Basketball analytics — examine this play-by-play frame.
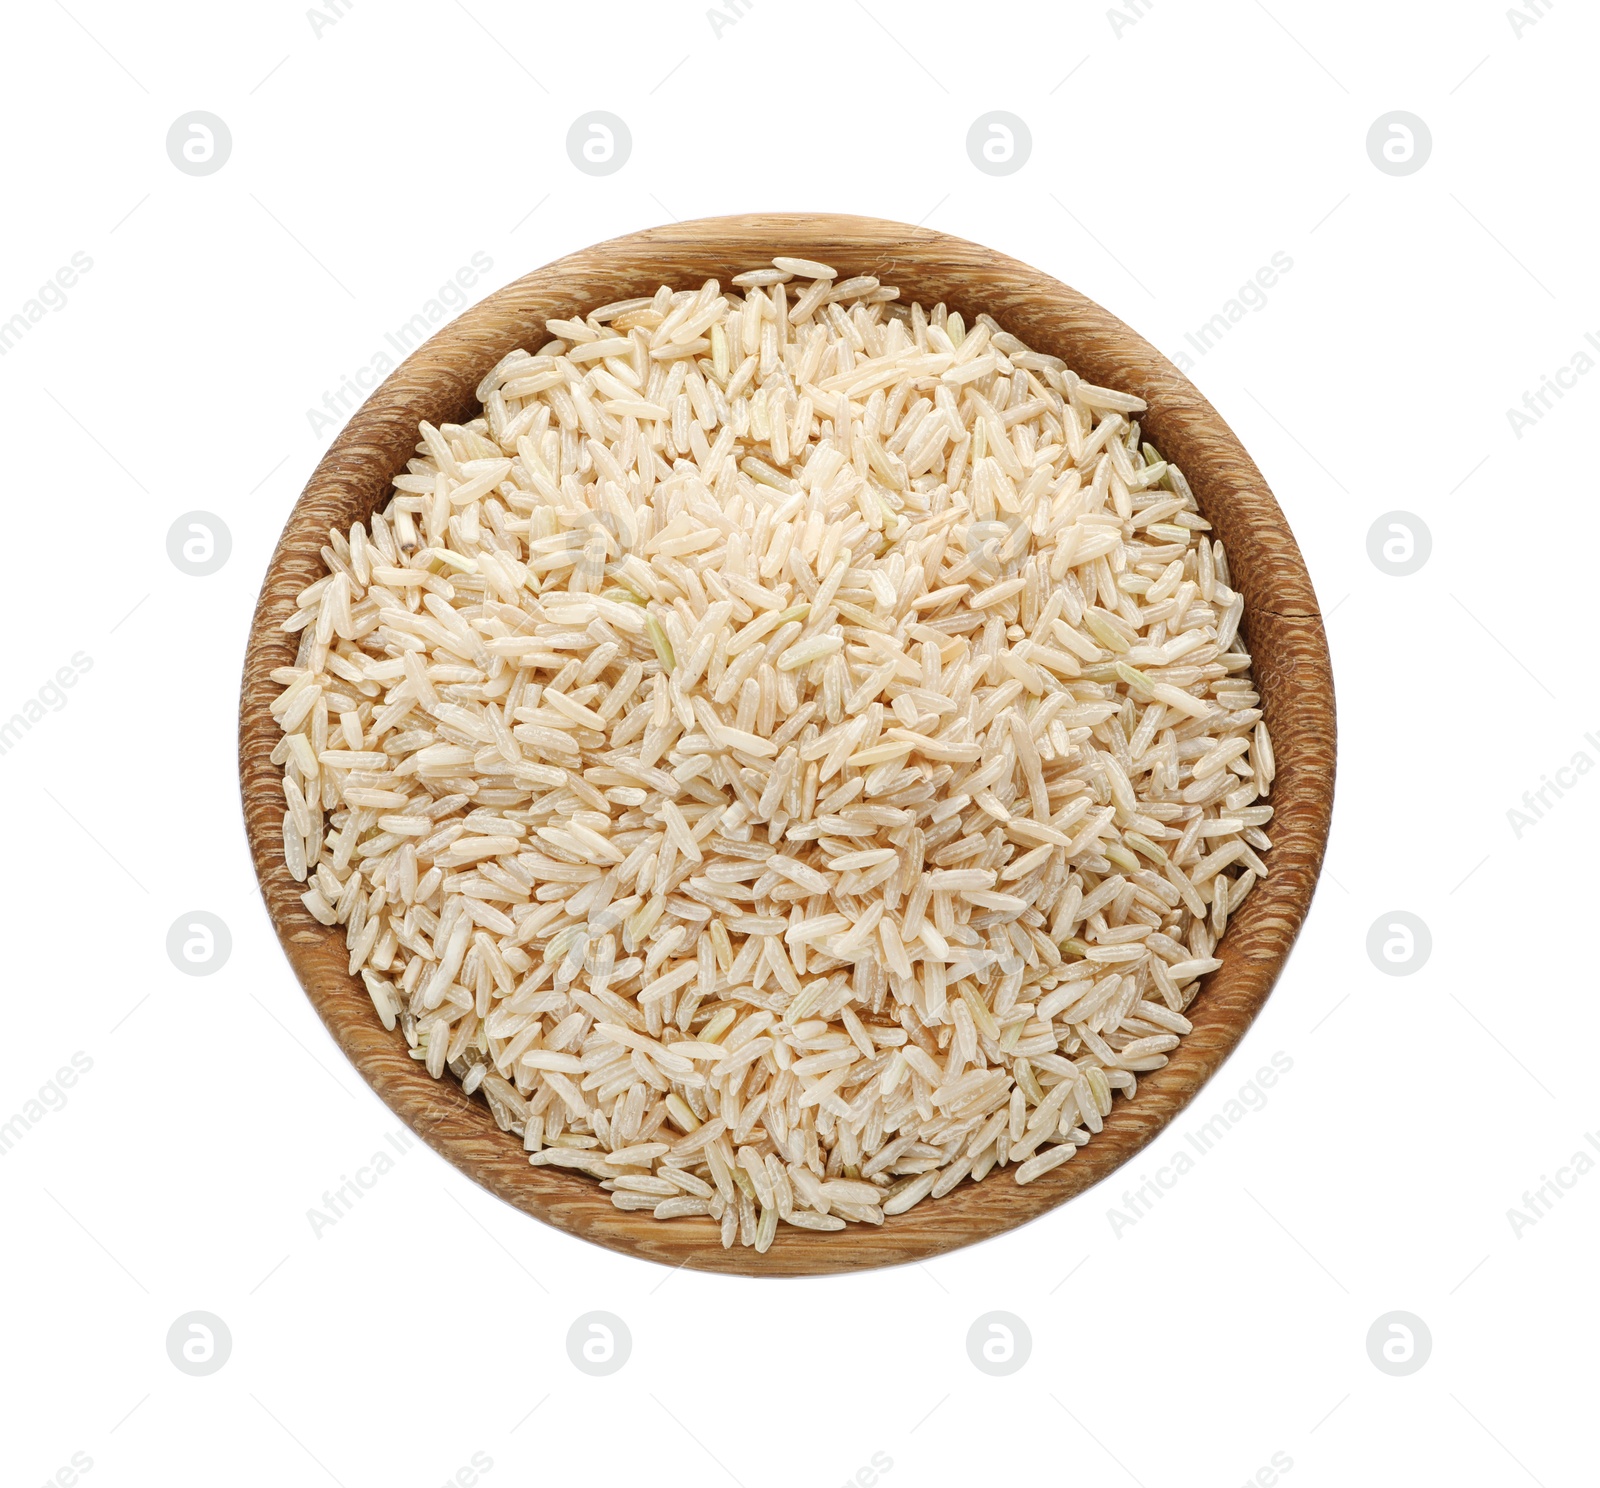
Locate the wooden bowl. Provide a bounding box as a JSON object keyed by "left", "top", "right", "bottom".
{"left": 239, "top": 213, "right": 1335, "bottom": 1277}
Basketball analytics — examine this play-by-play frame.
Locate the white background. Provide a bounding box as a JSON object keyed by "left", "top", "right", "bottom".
{"left": 2, "top": 2, "right": 1593, "bottom": 1484}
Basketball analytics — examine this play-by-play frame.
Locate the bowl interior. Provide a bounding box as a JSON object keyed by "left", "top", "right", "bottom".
{"left": 239, "top": 213, "right": 1334, "bottom": 1276}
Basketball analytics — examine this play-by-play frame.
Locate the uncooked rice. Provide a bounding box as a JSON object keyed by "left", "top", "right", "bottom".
{"left": 271, "top": 257, "right": 1275, "bottom": 1251}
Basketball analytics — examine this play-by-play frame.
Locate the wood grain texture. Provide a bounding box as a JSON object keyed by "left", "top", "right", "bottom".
{"left": 239, "top": 214, "right": 1336, "bottom": 1277}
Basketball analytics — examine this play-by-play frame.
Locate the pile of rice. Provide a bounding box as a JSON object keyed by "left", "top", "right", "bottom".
{"left": 270, "top": 255, "right": 1275, "bottom": 1251}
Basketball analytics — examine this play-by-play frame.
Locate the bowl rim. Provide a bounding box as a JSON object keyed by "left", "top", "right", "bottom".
{"left": 238, "top": 211, "right": 1336, "bottom": 1277}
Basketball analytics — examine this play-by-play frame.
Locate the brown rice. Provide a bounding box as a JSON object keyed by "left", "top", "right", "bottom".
{"left": 269, "top": 257, "right": 1275, "bottom": 1250}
